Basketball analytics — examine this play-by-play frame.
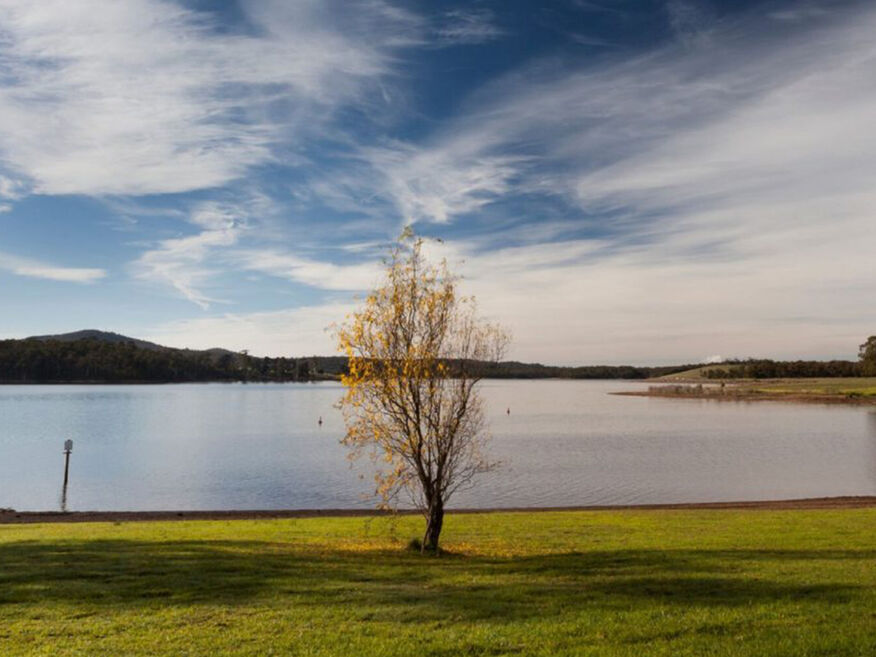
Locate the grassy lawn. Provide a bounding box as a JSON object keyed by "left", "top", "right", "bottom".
{"left": 646, "top": 376, "right": 876, "bottom": 401}
{"left": 2, "top": 509, "right": 875, "bottom": 656}
{"left": 655, "top": 369, "right": 876, "bottom": 397}
{"left": 657, "top": 364, "right": 745, "bottom": 380}
{"left": 753, "top": 378, "right": 876, "bottom": 397}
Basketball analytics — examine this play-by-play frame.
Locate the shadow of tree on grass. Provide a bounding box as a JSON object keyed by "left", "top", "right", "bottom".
{"left": 0, "top": 540, "right": 868, "bottom": 622}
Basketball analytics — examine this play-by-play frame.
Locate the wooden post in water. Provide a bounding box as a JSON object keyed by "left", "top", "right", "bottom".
{"left": 63, "top": 439, "right": 73, "bottom": 489}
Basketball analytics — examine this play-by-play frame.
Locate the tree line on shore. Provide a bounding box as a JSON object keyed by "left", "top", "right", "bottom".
{"left": 0, "top": 338, "right": 338, "bottom": 383}
{"left": 0, "top": 335, "right": 706, "bottom": 383}
{"left": 701, "top": 359, "right": 861, "bottom": 379}
{"left": 702, "top": 337, "right": 876, "bottom": 379}
{"left": 1, "top": 333, "right": 873, "bottom": 384}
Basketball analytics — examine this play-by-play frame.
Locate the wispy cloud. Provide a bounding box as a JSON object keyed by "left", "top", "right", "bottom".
{"left": 4, "top": 0, "right": 875, "bottom": 364}
{"left": 131, "top": 201, "right": 252, "bottom": 308}
{"left": 298, "top": 3, "right": 876, "bottom": 362}
{"left": 340, "top": 4, "right": 876, "bottom": 234}
{"left": 0, "top": 0, "right": 416, "bottom": 196}
{"left": 665, "top": 0, "right": 714, "bottom": 48}
{"left": 769, "top": 4, "right": 829, "bottom": 22}
{"left": 360, "top": 141, "right": 525, "bottom": 224}
{"left": 432, "top": 8, "right": 505, "bottom": 45}
{"left": 294, "top": 134, "right": 526, "bottom": 226}
{"left": 143, "top": 303, "right": 354, "bottom": 356}
{"left": 0, "top": 175, "right": 25, "bottom": 200}
{"left": 0, "top": 251, "right": 105, "bottom": 283}
{"left": 234, "top": 249, "right": 382, "bottom": 291}
{"left": 131, "top": 192, "right": 382, "bottom": 307}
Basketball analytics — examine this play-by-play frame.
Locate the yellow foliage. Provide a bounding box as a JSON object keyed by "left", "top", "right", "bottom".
{"left": 334, "top": 232, "right": 508, "bottom": 542}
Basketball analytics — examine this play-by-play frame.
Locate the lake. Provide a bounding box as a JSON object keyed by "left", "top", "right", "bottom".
{"left": 1, "top": 380, "right": 874, "bottom": 512}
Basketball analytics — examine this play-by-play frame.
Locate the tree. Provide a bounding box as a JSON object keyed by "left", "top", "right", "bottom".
{"left": 860, "top": 336, "right": 876, "bottom": 376}
{"left": 336, "top": 233, "right": 508, "bottom": 552}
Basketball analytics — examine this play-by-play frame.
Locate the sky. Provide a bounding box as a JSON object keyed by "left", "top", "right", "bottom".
{"left": 0, "top": 0, "right": 874, "bottom": 365}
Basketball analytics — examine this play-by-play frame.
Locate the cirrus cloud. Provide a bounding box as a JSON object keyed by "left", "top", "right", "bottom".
{"left": 0, "top": 0, "right": 417, "bottom": 196}
{"left": 0, "top": 251, "right": 106, "bottom": 283}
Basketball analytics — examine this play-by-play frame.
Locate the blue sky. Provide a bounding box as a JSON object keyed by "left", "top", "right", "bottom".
{"left": 1, "top": 0, "right": 874, "bottom": 364}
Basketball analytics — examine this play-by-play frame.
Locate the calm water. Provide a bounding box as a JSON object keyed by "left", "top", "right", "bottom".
{"left": 1, "top": 380, "right": 874, "bottom": 511}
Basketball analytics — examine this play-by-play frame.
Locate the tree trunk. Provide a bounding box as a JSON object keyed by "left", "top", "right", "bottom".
{"left": 422, "top": 498, "right": 444, "bottom": 553}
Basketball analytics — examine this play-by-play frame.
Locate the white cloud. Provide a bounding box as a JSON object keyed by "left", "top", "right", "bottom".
{"left": 432, "top": 9, "right": 505, "bottom": 45}
{"left": 131, "top": 194, "right": 382, "bottom": 307}
{"left": 0, "top": 175, "right": 25, "bottom": 200}
{"left": 143, "top": 302, "right": 352, "bottom": 356}
{"left": 361, "top": 141, "right": 524, "bottom": 224}
{"left": 6, "top": 0, "right": 875, "bottom": 365}
{"left": 134, "top": 204, "right": 875, "bottom": 364}
{"left": 769, "top": 4, "right": 829, "bottom": 22}
{"left": 131, "top": 201, "right": 250, "bottom": 308}
{"left": 348, "top": 4, "right": 876, "bottom": 230}
{"left": 313, "top": 4, "right": 876, "bottom": 363}
{"left": 234, "top": 249, "right": 382, "bottom": 291}
{"left": 418, "top": 225, "right": 875, "bottom": 364}
{"left": 0, "top": 0, "right": 415, "bottom": 196}
{"left": 0, "top": 251, "right": 105, "bottom": 283}
{"left": 309, "top": 137, "right": 526, "bottom": 226}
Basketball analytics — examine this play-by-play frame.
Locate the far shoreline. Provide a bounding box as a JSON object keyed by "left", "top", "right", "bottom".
{"left": 614, "top": 390, "right": 876, "bottom": 405}
{"left": 3, "top": 496, "right": 874, "bottom": 524}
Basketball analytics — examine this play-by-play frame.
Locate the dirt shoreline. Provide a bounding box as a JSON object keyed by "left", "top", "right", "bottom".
{"left": 2, "top": 496, "right": 874, "bottom": 524}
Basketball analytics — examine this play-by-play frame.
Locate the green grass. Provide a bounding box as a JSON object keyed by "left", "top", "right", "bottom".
{"left": 650, "top": 375, "right": 876, "bottom": 399}
{"left": 753, "top": 378, "right": 876, "bottom": 397}
{"left": 656, "top": 365, "right": 745, "bottom": 380}
{"left": 2, "top": 510, "right": 875, "bottom": 656}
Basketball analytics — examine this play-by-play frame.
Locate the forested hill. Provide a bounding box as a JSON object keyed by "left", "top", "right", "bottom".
{"left": 0, "top": 332, "right": 339, "bottom": 383}
{"left": 27, "top": 330, "right": 165, "bottom": 351}
{"left": 0, "top": 330, "right": 702, "bottom": 383}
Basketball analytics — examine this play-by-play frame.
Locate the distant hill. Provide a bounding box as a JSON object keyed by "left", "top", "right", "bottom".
{"left": 2, "top": 332, "right": 331, "bottom": 384}
{"left": 28, "top": 330, "right": 166, "bottom": 352}
{"left": 28, "top": 329, "right": 238, "bottom": 358}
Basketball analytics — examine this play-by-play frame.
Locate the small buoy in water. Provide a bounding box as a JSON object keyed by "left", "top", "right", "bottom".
{"left": 318, "top": 416, "right": 323, "bottom": 426}
{"left": 506, "top": 407, "right": 510, "bottom": 415}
